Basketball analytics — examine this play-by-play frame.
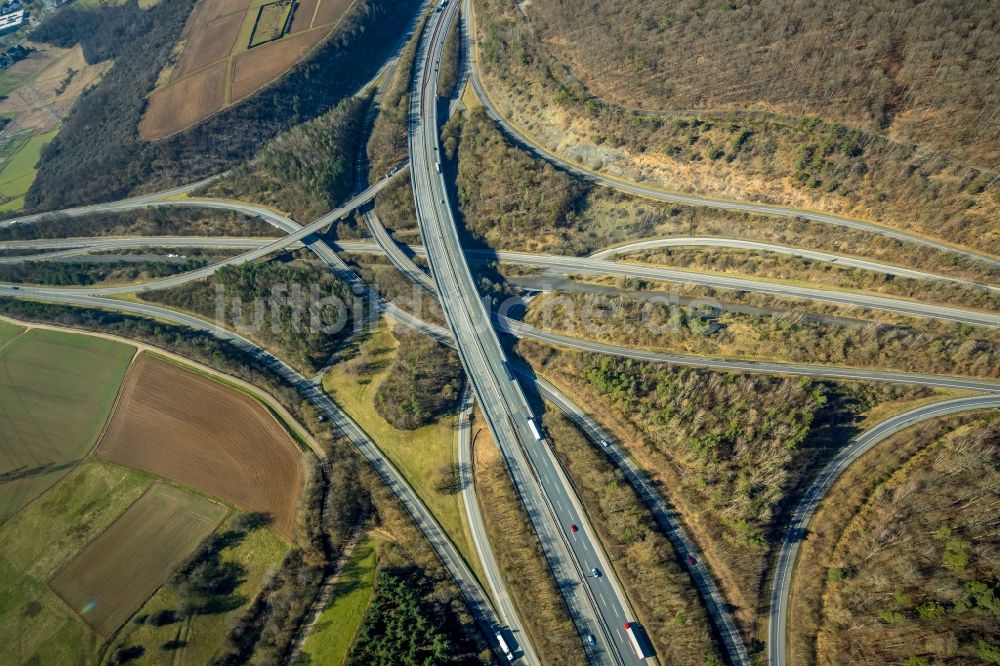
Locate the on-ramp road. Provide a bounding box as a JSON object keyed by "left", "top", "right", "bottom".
{"left": 767, "top": 394, "right": 1000, "bottom": 666}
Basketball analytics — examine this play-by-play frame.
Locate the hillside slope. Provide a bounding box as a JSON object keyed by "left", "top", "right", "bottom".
{"left": 526, "top": 0, "right": 1000, "bottom": 170}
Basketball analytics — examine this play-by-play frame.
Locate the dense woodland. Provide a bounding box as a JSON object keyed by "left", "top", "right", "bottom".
{"left": 0, "top": 258, "right": 207, "bottom": 286}
{"left": 525, "top": 0, "right": 1000, "bottom": 170}
{"left": 143, "top": 256, "right": 357, "bottom": 372}
{"left": 520, "top": 342, "right": 930, "bottom": 636}
{"left": 346, "top": 570, "right": 457, "bottom": 665}
{"left": 447, "top": 108, "right": 587, "bottom": 252}
{"left": 372, "top": 327, "right": 462, "bottom": 430}
{"left": 819, "top": 417, "right": 1000, "bottom": 665}
{"left": 202, "top": 97, "right": 370, "bottom": 222}
{"left": 0, "top": 209, "right": 274, "bottom": 241}
{"left": 23, "top": 0, "right": 421, "bottom": 211}
{"left": 365, "top": 12, "right": 429, "bottom": 178}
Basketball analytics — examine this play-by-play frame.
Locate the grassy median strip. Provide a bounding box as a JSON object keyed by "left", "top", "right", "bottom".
{"left": 321, "top": 320, "right": 484, "bottom": 585}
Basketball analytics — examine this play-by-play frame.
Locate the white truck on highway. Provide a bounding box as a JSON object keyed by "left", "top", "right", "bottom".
{"left": 624, "top": 622, "right": 652, "bottom": 660}
{"left": 495, "top": 631, "right": 514, "bottom": 661}
{"left": 526, "top": 416, "right": 542, "bottom": 442}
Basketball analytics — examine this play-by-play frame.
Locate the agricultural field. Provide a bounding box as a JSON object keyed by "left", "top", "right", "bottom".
{"left": 97, "top": 353, "right": 305, "bottom": 539}
{"left": 49, "top": 482, "right": 227, "bottom": 637}
{"left": 0, "top": 317, "right": 24, "bottom": 347}
{"left": 0, "top": 322, "right": 302, "bottom": 663}
{"left": 0, "top": 460, "right": 155, "bottom": 664}
{"left": 105, "top": 516, "right": 288, "bottom": 664}
{"left": 0, "top": 457, "right": 289, "bottom": 665}
{"left": 140, "top": 0, "right": 357, "bottom": 139}
{"left": 0, "top": 129, "right": 58, "bottom": 212}
{"left": 298, "top": 537, "right": 379, "bottom": 664}
{"left": 0, "top": 326, "right": 135, "bottom": 520}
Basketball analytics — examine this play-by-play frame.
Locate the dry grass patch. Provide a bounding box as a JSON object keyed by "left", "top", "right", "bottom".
{"left": 248, "top": 1, "right": 294, "bottom": 48}
{"left": 97, "top": 353, "right": 304, "bottom": 539}
{"left": 321, "top": 320, "right": 483, "bottom": 583}
{"left": 49, "top": 482, "right": 226, "bottom": 637}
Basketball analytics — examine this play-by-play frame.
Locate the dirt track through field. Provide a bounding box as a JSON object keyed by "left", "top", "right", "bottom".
{"left": 97, "top": 353, "right": 304, "bottom": 539}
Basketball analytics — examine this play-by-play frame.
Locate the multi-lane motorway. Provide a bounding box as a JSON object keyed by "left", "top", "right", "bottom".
{"left": 1, "top": 2, "right": 998, "bottom": 663}
{"left": 409, "top": 1, "right": 645, "bottom": 663}
{"left": 5, "top": 233, "right": 998, "bottom": 330}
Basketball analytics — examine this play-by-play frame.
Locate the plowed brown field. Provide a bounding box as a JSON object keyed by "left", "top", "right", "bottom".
{"left": 140, "top": 59, "right": 228, "bottom": 140}
{"left": 174, "top": 11, "right": 245, "bottom": 78}
{"left": 97, "top": 354, "right": 304, "bottom": 539}
{"left": 188, "top": 0, "right": 252, "bottom": 27}
{"left": 138, "top": 0, "right": 353, "bottom": 139}
{"left": 231, "top": 27, "right": 327, "bottom": 100}
{"left": 290, "top": 0, "right": 320, "bottom": 32}
{"left": 49, "top": 483, "right": 225, "bottom": 637}
{"left": 313, "top": 0, "right": 353, "bottom": 27}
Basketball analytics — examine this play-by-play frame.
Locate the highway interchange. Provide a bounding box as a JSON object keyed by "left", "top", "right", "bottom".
{"left": 1, "top": 0, "right": 998, "bottom": 664}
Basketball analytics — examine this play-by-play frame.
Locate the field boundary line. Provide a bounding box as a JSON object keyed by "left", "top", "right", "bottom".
{"left": 90, "top": 345, "right": 142, "bottom": 459}
{"left": 0, "top": 314, "right": 323, "bottom": 458}
{"left": 44, "top": 481, "right": 157, "bottom": 616}
{"left": 0, "top": 324, "right": 29, "bottom": 354}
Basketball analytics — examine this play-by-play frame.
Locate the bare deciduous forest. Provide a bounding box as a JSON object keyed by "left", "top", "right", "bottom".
{"left": 518, "top": 342, "right": 930, "bottom": 636}
{"left": 819, "top": 416, "right": 1000, "bottom": 665}
{"left": 472, "top": 0, "right": 1000, "bottom": 254}
{"left": 526, "top": 0, "right": 1000, "bottom": 170}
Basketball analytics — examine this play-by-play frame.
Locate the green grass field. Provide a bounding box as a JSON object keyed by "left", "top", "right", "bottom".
{"left": 50, "top": 483, "right": 227, "bottom": 637}
{"left": 106, "top": 518, "right": 288, "bottom": 665}
{"left": 0, "top": 327, "right": 135, "bottom": 519}
{"left": 0, "top": 318, "right": 25, "bottom": 349}
{"left": 0, "top": 129, "right": 59, "bottom": 212}
{"left": 0, "top": 460, "right": 152, "bottom": 664}
{"left": 298, "top": 537, "right": 379, "bottom": 665}
{"left": 322, "top": 321, "right": 484, "bottom": 584}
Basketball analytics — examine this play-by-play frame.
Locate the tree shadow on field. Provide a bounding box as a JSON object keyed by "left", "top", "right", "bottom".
{"left": 170, "top": 512, "right": 275, "bottom": 617}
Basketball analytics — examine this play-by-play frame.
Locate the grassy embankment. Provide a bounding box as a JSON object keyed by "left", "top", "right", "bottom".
{"left": 299, "top": 537, "right": 380, "bottom": 664}
{"left": 321, "top": 319, "right": 484, "bottom": 584}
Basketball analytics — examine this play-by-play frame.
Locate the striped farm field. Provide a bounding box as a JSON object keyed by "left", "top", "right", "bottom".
{"left": 97, "top": 353, "right": 305, "bottom": 539}
{"left": 141, "top": 0, "right": 356, "bottom": 139}
{"left": 49, "top": 482, "right": 226, "bottom": 637}
{"left": 0, "top": 328, "right": 134, "bottom": 520}
{"left": 138, "top": 59, "right": 229, "bottom": 140}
